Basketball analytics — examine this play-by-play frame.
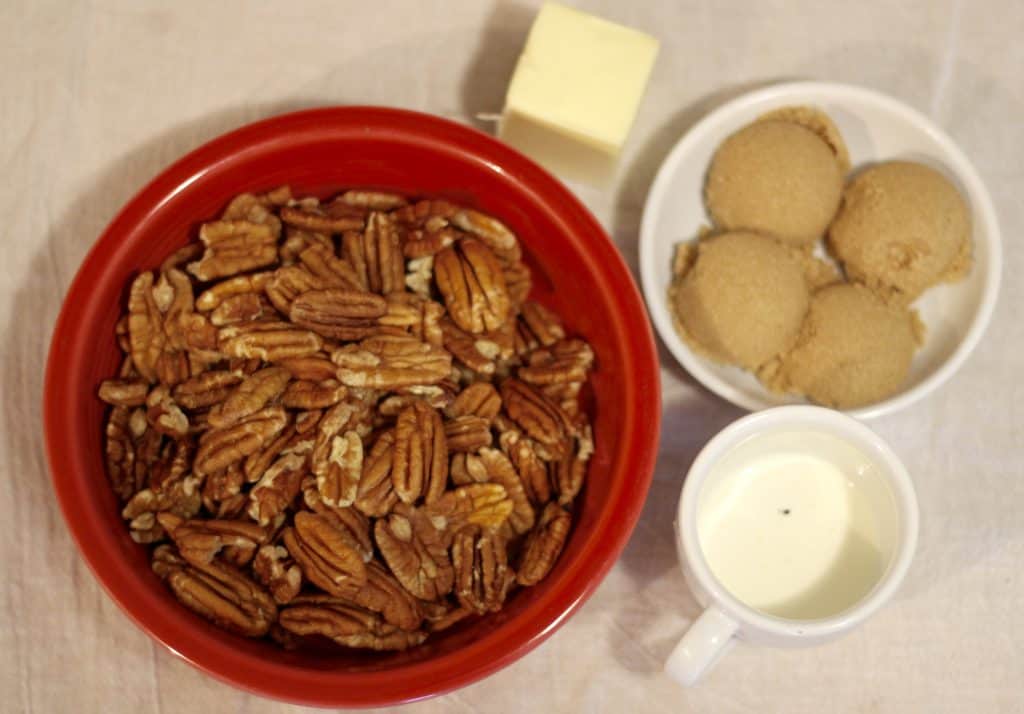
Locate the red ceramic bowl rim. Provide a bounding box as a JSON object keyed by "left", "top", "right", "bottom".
{"left": 43, "top": 106, "right": 660, "bottom": 707}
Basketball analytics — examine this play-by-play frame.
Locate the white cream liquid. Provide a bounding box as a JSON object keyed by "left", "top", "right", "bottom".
{"left": 698, "top": 439, "right": 890, "bottom": 620}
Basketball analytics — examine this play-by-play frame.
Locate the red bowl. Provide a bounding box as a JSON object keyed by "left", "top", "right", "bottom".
{"left": 43, "top": 107, "right": 660, "bottom": 707}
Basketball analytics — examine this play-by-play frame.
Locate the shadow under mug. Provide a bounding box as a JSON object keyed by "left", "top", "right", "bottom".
{"left": 665, "top": 406, "right": 918, "bottom": 686}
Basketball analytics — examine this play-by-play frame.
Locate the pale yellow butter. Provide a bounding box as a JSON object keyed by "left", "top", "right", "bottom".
{"left": 499, "top": 2, "right": 659, "bottom": 184}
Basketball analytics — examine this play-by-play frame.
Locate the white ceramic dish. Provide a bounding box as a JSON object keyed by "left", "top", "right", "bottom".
{"left": 639, "top": 81, "right": 1002, "bottom": 419}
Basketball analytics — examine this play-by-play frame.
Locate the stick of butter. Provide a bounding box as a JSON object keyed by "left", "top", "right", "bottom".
{"left": 499, "top": 2, "right": 659, "bottom": 185}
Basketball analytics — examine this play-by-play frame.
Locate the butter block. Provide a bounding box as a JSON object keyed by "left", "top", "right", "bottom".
{"left": 499, "top": 2, "right": 659, "bottom": 184}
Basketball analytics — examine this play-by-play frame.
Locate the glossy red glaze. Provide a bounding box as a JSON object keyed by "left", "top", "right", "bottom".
{"left": 43, "top": 107, "right": 660, "bottom": 707}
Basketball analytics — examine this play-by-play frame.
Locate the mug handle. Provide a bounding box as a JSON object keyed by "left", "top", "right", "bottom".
{"left": 664, "top": 605, "right": 739, "bottom": 686}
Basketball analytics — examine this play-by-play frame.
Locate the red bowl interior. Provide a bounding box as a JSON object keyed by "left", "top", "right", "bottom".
{"left": 43, "top": 107, "right": 660, "bottom": 707}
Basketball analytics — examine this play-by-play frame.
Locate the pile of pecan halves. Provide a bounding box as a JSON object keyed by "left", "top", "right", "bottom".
{"left": 98, "top": 186, "right": 595, "bottom": 651}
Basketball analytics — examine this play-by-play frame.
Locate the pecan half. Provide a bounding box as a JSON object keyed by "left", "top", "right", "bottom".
{"left": 264, "top": 264, "right": 331, "bottom": 314}
{"left": 158, "top": 513, "right": 267, "bottom": 567}
{"left": 166, "top": 558, "right": 277, "bottom": 637}
{"left": 444, "top": 416, "right": 492, "bottom": 453}
{"left": 475, "top": 448, "right": 534, "bottom": 535}
{"left": 452, "top": 526, "right": 513, "bottom": 614}
{"left": 131, "top": 425, "right": 163, "bottom": 499}
{"left": 347, "top": 560, "right": 423, "bottom": 630}
{"left": 172, "top": 370, "right": 244, "bottom": 409}
{"left": 98, "top": 379, "right": 148, "bottom": 407}
{"left": 145, "top": 385, "right": 189, "bottom": 438}
{"left": 154, "top": 348, "right": 190, "bottom": 388}
{"left": 500, "top": 378, "right": 573, "bottom": 458}
{"left": 279, "top": 598, "right": 425, "bottom": 651}
{"left": 392, "top": 401, "right": 448, "bottom": 505}
{"left": 449, "top": 452, "right": 487, "bottom": 486}
{"left": 115, "top": 315, "right": 132, "bottom": 353}
{"left": 201, "top": 463, "right": 246, "bottom": 510}
{"left": 314, "top": 400, "right": 375, "bottom": 450}
{"left": 280, "top": 378, "right": 346, "bottom": 409}
{"left": 147, "top": 438, "right": 193, "bottom": 492}
{"left": 500, "top": 430, "right": 552, "bottom": 507}
{"left": 434, "top": 239, "right": 511, "bottom": 334}
{"left": 187, "top": 220, "right": 279, "bottom": 281}
{"left": 332, "top": 335, "right": 452, "bottom": 389}
{"left": 128, "top": 272, "right": 165, "bottom": 382}
{"left": 402, "top": 226, "right": 460, "bottom": 259}
{"left": 553, "top": 424, "right": 593, "bottom": 506}
{"left": 194, "top": 406, "right": 289, "bottom": 476}
{"left": 342, "top": 211, "right": 404, "bottom": 294}
{"left": 153, "top": 269, "right": 195, "bottom": 346}
{"left": 195, "top": 272, "right": 273, "bottom": 312}
{"left": 290, "top": 288, "right": 388, "bottom": 340}
{"left": 105, "top": 406, "right": 140, "bottom": 502}
{"left": 405, "top": 255, "right": 434, "bottom": 298}
{"left": 374, "top": 504, "right": 453, "bottom": 601}
{"left": 207, "top": 366, "right": 291, "bottom": 429}
{"left": 247, "top": 451, "right": 306, "bottom": 526}
{"left": 517, "top": 300, "right": 566, "bottom": 353}
{"left": 378, "top": 293, "right": 444, "bottom": 347}
{"left": 121, "top": 475, "right": 202, "bottom": 543}
{"left": 355, "top": 430, "right": 399, "bottom": 517}
{"left": 440, "top": 317, "right": 496, "bottom": 375}
{"left": 423, "top": 483, "right": 513, "bottom": 534}
{"left": 516, "top": 502, "right": 571, "bottom": 586}
{"left": 279, "top": 355, "right": 338, "bottom": 382}
{"left": 542, "top": 380, "right": 584, "bottom": 418}
{"left": 377, "top": 382, "right": 456, "bottom": 416}
{"left": 151, "top": 543, "right": 188, "bottom": 579}
{"left": 218, "top": 321, "right": 323, "bottom": 363}
{"left": 302, "top": 488, "right": 375, "bottom": 564}
{"left": 210, "top": 293, "right": 269, "bottom": 326}
{"left": 297, "top": 243, "right": 362, "bottom": 291}
{"left": 311, "top": 429, "right": 362, "bottom": 509}
{"left": 394, "top": 199, "right": 458, "bottom": 227}
{"left": 281, "top": 202, "right": 365, "bottom": 234}
{"left": 519, "top": 339, "right": 595, "bottom": 385}
{"left": 214, "top": 493, "right": 249, "bottom": 519}
{"left": 424, "top": 605, "right": 474, "bottom": 633}
{"left": 279, "top": 228, "right": 332, "bottom": 265}
{"left": 503, "top": 261, "right": 532, "bottom": 307}
{"left": 222, "top": 188, "right": 290, "bottom": 223}
{"left": 179, "top": 313, "right": 223, "bottom": 367}
{"left": 295, "top": 409, "right": 323, "bottom": 434}
{"left": 449, "top": 208, "right": 521, "bottom": 263}
{"left": 338, "top": 189, "right": 407, "bottom": 211}
{"left": 242, "top": 424, "right": 295, "bottom": 483}
{"left": 253, "top": 544, "right": 303, "bottom": 605}
{"left": 160, "top": 244, "right": 205, "bottom": 274}
{"left": 284, "top": 511, "right": 368, "bottom": 595}
{"left": 446, "top": 382, "right": 502, "bottom": 421}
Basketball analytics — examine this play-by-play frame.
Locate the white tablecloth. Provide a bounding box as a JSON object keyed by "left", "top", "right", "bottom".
{"left": 2, "top": 1, "right": 1021, "bottom": 711}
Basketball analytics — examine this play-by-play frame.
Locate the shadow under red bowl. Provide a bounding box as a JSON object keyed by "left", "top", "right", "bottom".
{"left": 43, "top": 107, "right": 660, "bottom": 707}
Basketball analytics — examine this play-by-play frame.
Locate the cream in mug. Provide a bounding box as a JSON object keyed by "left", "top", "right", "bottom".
{"left": 696, "top": 430, "right": 896, "bottom": 620}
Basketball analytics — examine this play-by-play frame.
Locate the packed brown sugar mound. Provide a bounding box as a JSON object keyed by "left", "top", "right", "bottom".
{"left": 669, "top": 231, "right": 812, "bottom": 371}
{"left": 829, "top": 161, "right": 972, "bottom": 303}
{"left": 705, "top": 117, "right": 844, "bottom": 248}
{"left": 763, "top": 283, "right": 924, "bottom": 409}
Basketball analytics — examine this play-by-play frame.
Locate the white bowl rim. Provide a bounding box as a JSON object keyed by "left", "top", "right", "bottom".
{"left": 639, "top": 80, "right": 1003, "bottom": 420}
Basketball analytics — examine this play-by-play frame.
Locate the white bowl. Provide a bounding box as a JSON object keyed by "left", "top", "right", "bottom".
{"left": 639, "top": 81, "right": 1002, "bottom": 419}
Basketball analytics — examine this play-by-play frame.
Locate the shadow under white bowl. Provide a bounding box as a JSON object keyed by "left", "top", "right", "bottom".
{"left": 639, "top": 81, "right": 1002, "bottom": 420}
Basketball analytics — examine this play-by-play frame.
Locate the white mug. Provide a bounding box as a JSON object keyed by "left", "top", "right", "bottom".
{"left": 665, "top": 406, "right": 918, "bottom": 686}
